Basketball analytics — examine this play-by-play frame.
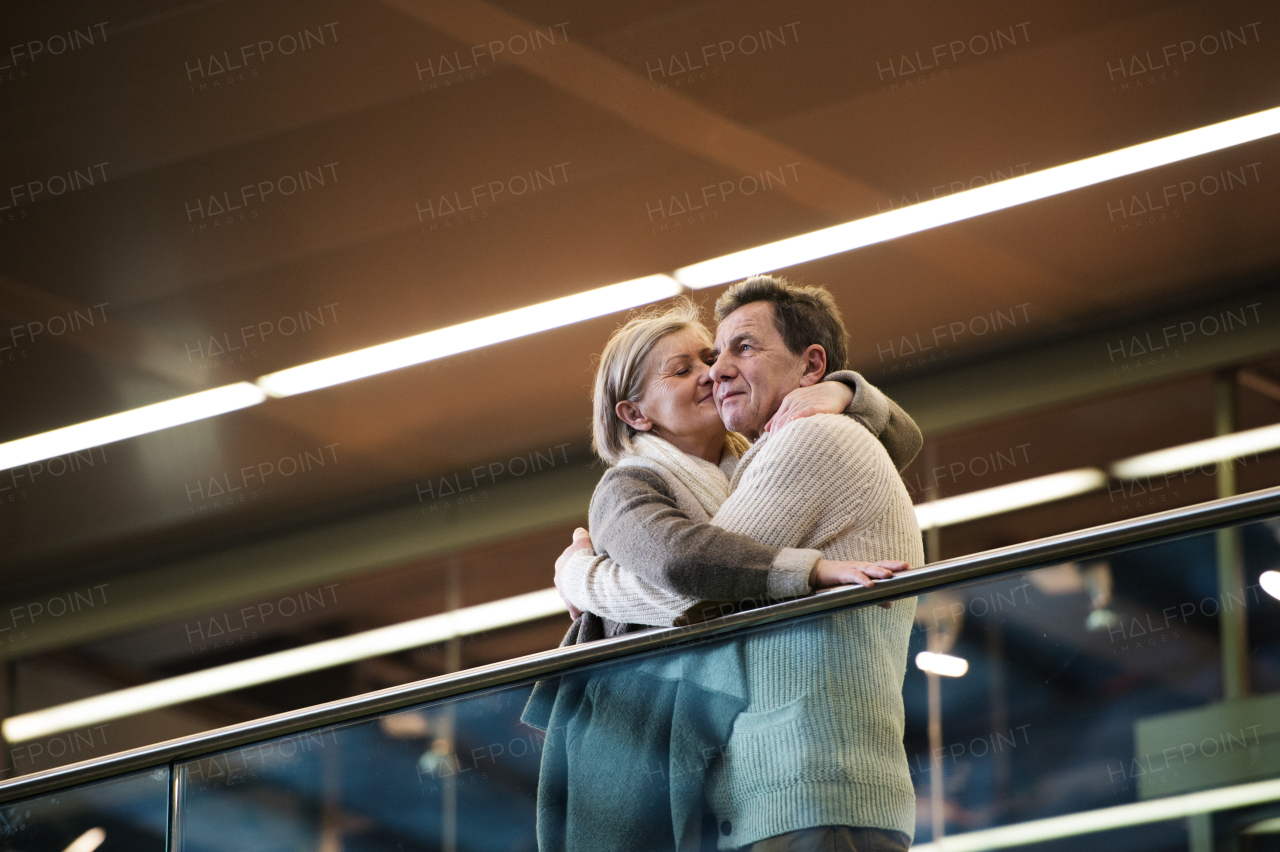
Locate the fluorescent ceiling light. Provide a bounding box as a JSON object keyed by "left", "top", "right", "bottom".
{"left": 256, "top": 275, "right": 684, "bottom": 397}
{"left": 2, "top": 588, "right": 567, "bottom": 742}
{"left": 0, "top": 277, "right": 679, "bottom": 470}
{"left": 910, "top": 776, "right": 1280, "bottom": 852}
{"left": 0, "top": 383, "right": 266, "bottom": 474}
{"left": 674, "top": 105, "right": 1280, "bottom": 288}
{"left": 63, "top": 829, "right": 106, "bottom": 852}
{"left": 916, "top": 651, "right": 968, "bottom": 677}
{"left": 1111, "top": 422, "right": 1280, "bottom": 479}
{"left": 914, "top": 468, "right": 1107, "bottom": 530}
{"left": 1244, "top": 816, "right": 1280, "bottom": 834}
{"left": 1261, "top": 570, "right": 1280, "bottom": 601}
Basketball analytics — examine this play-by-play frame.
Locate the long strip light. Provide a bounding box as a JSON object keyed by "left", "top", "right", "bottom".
{"left": 2, "top": 588, "right": 567, "bottom": 742}
{"left": 910, "top": 776, "right": 1280, "bottom": 852}
{"left": 914, "top": 468, "right": 1108, "bottom": 530}
{"left": 256, "top": 275, "right": 683, "bottom": 397}
{"left": 674, "top": 105, "right": 1280, "bottom": 288}
{"left": 0, "top": 277, "right": 681, "bottom": 471}
{"left": 0, "top": 383, "right": 266, "bottom": 473}
{"left": 1111, "top": 421, "right": 1280, "bottom": 479}
{"left": 1245, "top": 816, "right": 1280, "bottom": 834}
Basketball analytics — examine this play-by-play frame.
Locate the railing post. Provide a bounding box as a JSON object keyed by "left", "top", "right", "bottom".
{"left": 1187, "top": 812, "right": 1213, "bottom": 852}
{"left": 1214, "top": 371, "right": 1250, "bottom": 700}
{"left": 926, "top": 650, "right": 945, "bottom": 844}
{"left": 442, "top": 555, "right": 462, "bottom": 852}
{"left": 0, "top": 661, "right": 11, "bottom": 781}
{"left": 922, "top": 440, "right": 946, "bottom": 844}
{"left": 987, "top": 623, "right": 1010, "bottom": 810}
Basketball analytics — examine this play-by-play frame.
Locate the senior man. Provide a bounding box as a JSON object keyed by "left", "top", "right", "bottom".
{"left": 561, "top": 275, "right": 922, "bottom": 852}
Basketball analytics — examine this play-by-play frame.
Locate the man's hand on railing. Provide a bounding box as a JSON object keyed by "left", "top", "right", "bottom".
{"left": 810, "top": 559, "right": 911, "bottom": 608}
{"left": 554, "top": 527, "right": 593, "bottom": 620}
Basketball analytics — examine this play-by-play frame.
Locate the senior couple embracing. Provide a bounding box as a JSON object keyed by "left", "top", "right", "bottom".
{"left": 524, "top": 276, "right": 924, "bottom": 852}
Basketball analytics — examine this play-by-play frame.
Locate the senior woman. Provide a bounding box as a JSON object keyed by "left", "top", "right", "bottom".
{"left": 524, "top": 300, "right": 920, "bottom": 852}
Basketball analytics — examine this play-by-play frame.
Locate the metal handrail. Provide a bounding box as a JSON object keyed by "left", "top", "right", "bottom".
{"left": 3, "top": 485, "right": 1278, "bottom": 802}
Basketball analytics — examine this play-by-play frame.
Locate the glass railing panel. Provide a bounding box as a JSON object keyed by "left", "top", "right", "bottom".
{"left": 901, "top": 515, "right": 1280, "bottom": 849}
{"left": 166, "top": 514, "right": 1280, "bottom": 852}
{"left": 174, "top": 692, "right": 545, "bottom": 851}
{"left": 0, "top": 768, "right": 169, "bottom": 852}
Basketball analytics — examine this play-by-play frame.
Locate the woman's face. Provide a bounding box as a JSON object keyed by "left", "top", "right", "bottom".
{"left": 632, "top": 327, "right": 726, "bottom": 447}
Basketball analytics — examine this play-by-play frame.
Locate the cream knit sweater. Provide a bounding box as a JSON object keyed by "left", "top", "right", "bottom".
{"left": 705, "top": 414, "right": 921, "bottom": 846}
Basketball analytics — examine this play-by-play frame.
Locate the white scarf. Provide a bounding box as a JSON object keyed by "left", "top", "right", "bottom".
{"left": 627, "top": 433, "right": 734, "bottom": 517}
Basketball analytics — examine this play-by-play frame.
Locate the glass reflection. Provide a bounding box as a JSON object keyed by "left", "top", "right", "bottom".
{"left": 0, "top": 769, "right": 168, "bottom": 852}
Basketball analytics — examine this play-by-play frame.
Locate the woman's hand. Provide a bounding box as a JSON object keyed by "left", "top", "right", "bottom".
{"left": 810, "top": 559, "right": 910, "bottom": 608}
{"left": 554, "top": 527, "right": 594, "bottom": 619}
{"left": 765, "top": 381, "right": 855, "bottom": 433}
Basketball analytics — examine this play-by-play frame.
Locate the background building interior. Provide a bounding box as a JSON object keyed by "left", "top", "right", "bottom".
{"left": 1, "top": 0, "right": 1279, "bottom": 850}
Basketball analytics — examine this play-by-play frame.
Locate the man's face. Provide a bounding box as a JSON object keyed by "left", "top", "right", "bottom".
{"left": 710, "top": 301, "right": 810, "bottom": 441}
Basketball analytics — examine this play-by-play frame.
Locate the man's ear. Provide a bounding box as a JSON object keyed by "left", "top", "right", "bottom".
{"left": 797, "top": 344, "right": 828, "bottom": 387}
{"left": 615, "top": 399, "right": 652, "bottom": 432}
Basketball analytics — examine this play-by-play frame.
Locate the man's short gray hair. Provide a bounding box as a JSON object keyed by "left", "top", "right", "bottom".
{"left": 714, "top": 275, "right": 849, "bottom": 372}
{"left": 592, "top": 298, "right": 710, "bottom": 465}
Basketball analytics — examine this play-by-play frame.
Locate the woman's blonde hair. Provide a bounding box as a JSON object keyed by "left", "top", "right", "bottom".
{"left": 591, "top": 298, "right": 711, "bottom": 465}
